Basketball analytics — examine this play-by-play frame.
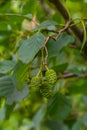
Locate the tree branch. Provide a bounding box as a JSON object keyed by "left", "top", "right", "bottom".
{"left": 58, "top": 72, "right": 87, "bottom": 79}
{"left": 50, "top": 0, "right": 70, "bottom": 22}
{"left": 49, "top": 0, "right": 83, "bottom": 41}
{"left": 58, "top": 72, "right": 77, "bottom": 79}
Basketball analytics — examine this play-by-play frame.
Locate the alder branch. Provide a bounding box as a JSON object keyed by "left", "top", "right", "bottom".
{"left": 43, "top": 21, "right": 71, "bottom": 41}
{"left": 58, "top": 73, "right": 77, "bottom": 79}
{"left": 49, "top": 0, "right": 70, "bottom": 22}
{"left": 58, "top": 72, "right": 87, "bottom": 79}
{"left": 55, "top": 20, "right": 70, "bottom": 40}
{"left": 49, "top": 0, "right": 83, "bottom": 42}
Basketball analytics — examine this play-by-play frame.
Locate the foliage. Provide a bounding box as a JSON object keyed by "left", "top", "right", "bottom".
{"left": 0, "top": 0, "right": 87, "bottom": 130}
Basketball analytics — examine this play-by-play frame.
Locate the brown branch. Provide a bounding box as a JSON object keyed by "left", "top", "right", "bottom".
{"left": 49, "top": 0, "right": 70, "bottom": 22}
{"left": 44, "top": 36, "right": 49, "bottom": 62}
{"left": 55, "top": 20, "right": 70, "bottom": 40}
{"left": 58, "top": 73, "right": 77, "bottom": 79}
{"left": 43, "top": 21, "right": 71, "bottom": 40}
{"left": 58, "top": 72, "right": 87, "bottom": 79}
{"left": 49, "top": 0, "right": 83, "bottom": 42}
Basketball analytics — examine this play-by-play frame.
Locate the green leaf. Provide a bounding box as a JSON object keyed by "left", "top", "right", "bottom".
{"left": 52, "top": 63, "right": 68, "bottom": 73}
{"left": 0, "top": 13, "right": 32, "bottom": 20}
{"left": 0, "top": 13, "right": 32, "bottom": 30}
{"left": 80, "top": 113, "right": 87, "bottom": 127}
{"left": 67, "top": 64, "right": 87, "bottom": 75}
{"left": 5, "top": 103, "right": 15, "bottom": 119}
{"left": 44, "top": 120, "right": 69, "bottom": 130}
{"left": 0, "top": 107, "right": 5, "bottom": 121}
{"left": 33, "top": 106, "right": 46, "bottom": 128}
{"left": 0, "top": 76, "right": 15, "bottom": 97}
{"left": 18, "top": 32, "right": 45, "bottom": 63}
{"left": 47, "top": 92, "right": 71, "bottom": 120}
{"left": 6, "top": 83, "right": 29, "bottom": 105}
{"left": 32, "top": 20, "right": 58, "bottom": 31}
{"left": 72, "top": 113, "right": 87, "bottom": 130}
{"left": 0, "top": 60, "right": 16, "bottom": 74}
{"left": 12, "top": 61, "right": 29, "bottom": 90}
{"left": 0, "top": 1, "right": 11, "bottom": 13}
{"left": 22, "top": 0, "right": 37, "bottom": 15}
{"left": 0, "top": 22, "right": 9, "bottom": 31}
{"left": 80, "top": 20, "right": 86, "bottom": 51}
{"left": 67, "top": 79, "right": 87, "bottom": 94}
{"left": 0, "top": 76, "right": 29, "bottom": 104}
{"left": 72, "top": 121, "right": 81, "bottom": 130}
{"left": 47, "top": 33, "right": 74, "bottom": 58}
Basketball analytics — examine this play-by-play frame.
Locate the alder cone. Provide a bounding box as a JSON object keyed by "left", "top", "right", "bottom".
{"left": 29, "top": 76, "right": 42, "bottom": 91}
{"left": 45, "top": 69, "right": 57, "bottom": 85}
{"left": 40, "top": 82, "right": 53, "bottom": 98}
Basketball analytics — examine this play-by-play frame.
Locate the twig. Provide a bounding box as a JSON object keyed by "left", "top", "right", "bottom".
{"left": 58, "top": 72, "right": 87, "bottom": 79}
{"left": 58, "top": 72, "right": 77, "bottom": 79}
{"left": 44, "top": 36, "right": 49, "bottom": 65}
{"left": 41, "top": 36, "right": 50, "bottom": 70}
{"left": 55, "top": 20, "right": 71, "bottom": 40}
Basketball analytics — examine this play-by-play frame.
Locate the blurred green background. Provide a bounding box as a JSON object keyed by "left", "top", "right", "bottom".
{"left": 0, "top": 0, "right": 87, "bottom": 130}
